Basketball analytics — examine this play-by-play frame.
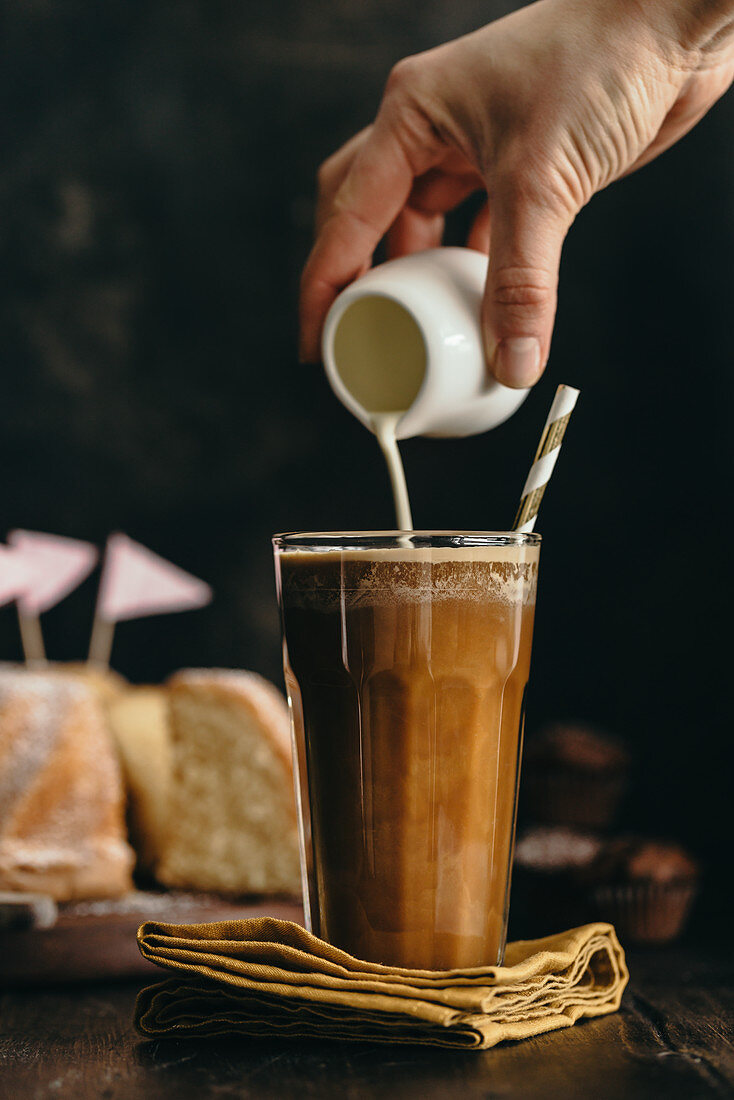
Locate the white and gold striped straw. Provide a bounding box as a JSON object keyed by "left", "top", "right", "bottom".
{"left": 513, "top": 384, "right": 580, "bottom": 533}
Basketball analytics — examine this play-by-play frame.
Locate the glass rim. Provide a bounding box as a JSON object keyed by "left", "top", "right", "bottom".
{"left": 273, "top": 530, "right": 541, "bottom": 550}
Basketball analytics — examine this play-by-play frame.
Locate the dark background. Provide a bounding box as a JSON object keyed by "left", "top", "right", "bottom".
{"left": 1, "top": 2, "right": 732, "bottom": 922}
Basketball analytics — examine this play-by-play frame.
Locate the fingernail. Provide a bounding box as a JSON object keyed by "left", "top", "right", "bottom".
{"left": 494, "top": 337, "right": 541, "bottom": 388}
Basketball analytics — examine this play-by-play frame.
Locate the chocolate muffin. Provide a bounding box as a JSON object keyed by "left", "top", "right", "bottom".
{"left": 584, "top": 837, "right": 700, "bottom": 945}
{"left": 521, "top": 723, "right": 630, "bottom": 829}
{"left": 510, "top": 826, "right": 602, "bottom": 939}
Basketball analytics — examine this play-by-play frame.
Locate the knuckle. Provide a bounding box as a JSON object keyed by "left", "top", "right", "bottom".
{"left": 316, "top": 157, "right": 336, "bottom": 190}
{"left": 491, "top": 268, "right": 555, "bottom": 311}
{"left": 385, "top": 54, "right": 421, "bottom": 96}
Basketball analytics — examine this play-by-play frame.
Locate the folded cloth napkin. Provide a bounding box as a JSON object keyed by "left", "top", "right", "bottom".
{"left": 135, "top": 918, "right": 628, "bottom": 1050}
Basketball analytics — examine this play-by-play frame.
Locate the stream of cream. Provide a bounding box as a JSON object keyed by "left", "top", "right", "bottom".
{"left": 371, "top": 413, "right": 413, "bottom": 531}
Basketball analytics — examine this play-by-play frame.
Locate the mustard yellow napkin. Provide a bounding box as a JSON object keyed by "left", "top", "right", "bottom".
{"left": 135, "top": 918, "right": 628, "bottom": 1050}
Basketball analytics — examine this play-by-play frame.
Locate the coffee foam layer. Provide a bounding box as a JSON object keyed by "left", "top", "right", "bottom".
{"left": 279, "top": 546, "right": 539, "bottom": 608}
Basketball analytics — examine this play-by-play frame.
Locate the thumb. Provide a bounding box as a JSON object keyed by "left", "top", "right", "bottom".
{"left": 482, "top": 186, "right": 571, "bottom": 388}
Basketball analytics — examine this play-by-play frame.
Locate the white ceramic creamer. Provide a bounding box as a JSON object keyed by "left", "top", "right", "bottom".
{"left": 322, "top": 247, "right": 529, "bottom": 441}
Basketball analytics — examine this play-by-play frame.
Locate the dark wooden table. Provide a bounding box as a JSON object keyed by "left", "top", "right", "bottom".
{"left": 1, "top": 943, "right": 732, "bottom": 1099}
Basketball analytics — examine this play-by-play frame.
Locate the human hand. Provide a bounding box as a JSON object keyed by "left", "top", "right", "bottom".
{"left": 300, "top": 0, "right": 734, "bottom": 386}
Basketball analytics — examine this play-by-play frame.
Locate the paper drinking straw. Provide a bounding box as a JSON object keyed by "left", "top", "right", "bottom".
{"left": 513, "top": 384, "right": 580, "bottom": 533}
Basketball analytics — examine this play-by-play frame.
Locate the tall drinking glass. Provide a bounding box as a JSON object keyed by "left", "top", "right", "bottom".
{"left": 273, "top": 532, "right": 540, "bottom": 969}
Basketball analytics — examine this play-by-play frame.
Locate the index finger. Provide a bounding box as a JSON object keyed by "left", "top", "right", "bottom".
{"left": 299, "top": 113, "right": 437, "bottom": 362}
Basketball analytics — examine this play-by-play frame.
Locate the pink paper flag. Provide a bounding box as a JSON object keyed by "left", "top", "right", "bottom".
{"left": 0, "top": 545, "right": 33, "bottom": 609}
{"left": 97, "top": 534, "right": 212, "bottom": 622}
{"left": 8, "top": 530, "right": 99, "bottom": 615}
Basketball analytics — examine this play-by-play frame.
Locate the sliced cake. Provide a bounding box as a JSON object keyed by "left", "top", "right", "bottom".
{"left": 156, "top": 669, "right": 301, "bottom": 895}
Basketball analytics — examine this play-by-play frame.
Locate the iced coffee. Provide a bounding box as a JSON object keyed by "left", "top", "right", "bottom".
{"left": 274, "top": 532, "right": 540, "bottom": 970}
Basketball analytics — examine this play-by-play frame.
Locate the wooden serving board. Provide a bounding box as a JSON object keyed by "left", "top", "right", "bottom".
{"left": 0, "top": 890, "right": 303, "bottom": 987}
